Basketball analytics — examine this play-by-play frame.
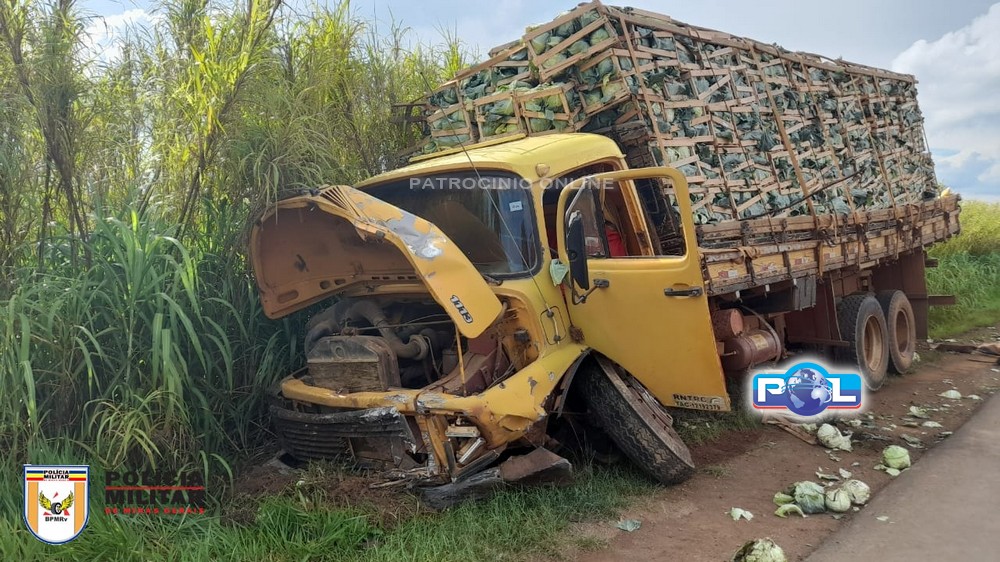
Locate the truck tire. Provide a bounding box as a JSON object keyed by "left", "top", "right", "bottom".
{"left": 876, "top": 290, "right": 916, "bottom": 374}
{"left": 837, "top": 294, "right": 889, "bottom": 391}
{"left": 579, "top": 358, "right": 695, "bottom": 485}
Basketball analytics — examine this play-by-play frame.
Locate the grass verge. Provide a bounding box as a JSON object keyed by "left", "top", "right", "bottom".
{"left": 927, "top": 201, "right": 1000, "bottom": 338}
{"left": 0, "top": 441, "right": 653, "bottom": 562}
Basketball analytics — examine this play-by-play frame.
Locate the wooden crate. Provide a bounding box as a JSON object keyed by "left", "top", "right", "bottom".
{"left": 412, "top": 1, "right": 937, "bottom": 219}
{"left": 427, "top": 80, "right": 462, "bottom": 109}
{"left": 525, "top": 1, "right": 620, "bottom": 82}
{"left": 454, "top": 43, "right": 532, "bottom": 102}
{"left": 427, "top": 103, "right": 476, "bottom": 144}
{"left": 473, "top": 90, "right": 525, "bottom": 141}
{"left": 517, "top": 83, "right": 585, "bottom": 135}
{"left": 575, "top": 48, "right": 643, "bottom": 115}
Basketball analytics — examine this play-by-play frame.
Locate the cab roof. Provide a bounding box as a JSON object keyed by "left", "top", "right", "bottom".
{"left": 356, "top": 133, "right": 625, "bottom": 189}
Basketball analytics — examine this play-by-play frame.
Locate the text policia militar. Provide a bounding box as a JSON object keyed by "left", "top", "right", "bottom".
{"left": 103, "top": 469, "right": 206, "bottom": 515}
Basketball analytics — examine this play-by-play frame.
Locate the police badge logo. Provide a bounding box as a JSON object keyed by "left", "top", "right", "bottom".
{"left": 24, "top": 465, "right": 89, "bottom": 544}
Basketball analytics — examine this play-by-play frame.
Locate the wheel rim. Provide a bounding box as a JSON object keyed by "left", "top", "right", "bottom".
{"left": 894, "top": 309, "right": 912, "bottom": 355}
{"left": 863, "top": 315, "right": 885, "bottom": 371}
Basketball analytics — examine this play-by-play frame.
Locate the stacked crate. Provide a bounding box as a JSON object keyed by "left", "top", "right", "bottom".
{"left": 404, "top": 1, "right": 938, "bottom": 224}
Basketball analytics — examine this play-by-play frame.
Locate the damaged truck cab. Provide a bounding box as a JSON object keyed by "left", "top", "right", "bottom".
{"left": 252, "top": 135, "right": 719, "bottom": 492}
{"left": 251, "top": 132, "right": 960, "bottom": 498}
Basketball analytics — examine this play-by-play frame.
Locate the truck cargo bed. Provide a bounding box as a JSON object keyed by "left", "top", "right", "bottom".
{"left": 695, "top": 195, "right": 960, "bottom": 296}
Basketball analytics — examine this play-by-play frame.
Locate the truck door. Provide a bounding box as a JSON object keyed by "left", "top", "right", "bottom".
{"left": 556, "top": 168, "right": 729, "bottom": 411}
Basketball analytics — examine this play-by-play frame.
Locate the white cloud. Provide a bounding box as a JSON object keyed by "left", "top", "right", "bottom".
{"left": 82, "top": 8, "right": 153, "bottom": 63}
{"left": 892, "top": 3, "right": 1000, "bottom": 201}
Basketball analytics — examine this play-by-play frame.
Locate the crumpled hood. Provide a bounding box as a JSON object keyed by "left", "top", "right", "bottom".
{"left": 249, "top": 185, "right": 503, "bottom": 338}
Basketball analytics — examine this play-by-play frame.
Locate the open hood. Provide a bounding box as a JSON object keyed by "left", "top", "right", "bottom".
{"left": 249, "top": 185, "right": 503, "bottom": 338}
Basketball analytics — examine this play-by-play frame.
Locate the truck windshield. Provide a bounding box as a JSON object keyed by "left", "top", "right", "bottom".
{"left": 366, "top": 171, "right": 539, "bottom": 277}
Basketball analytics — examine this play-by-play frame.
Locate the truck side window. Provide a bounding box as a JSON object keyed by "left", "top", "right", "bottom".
{"left": 634, "top": 177, "right": 686, "bottom": 257}
{"left": 563, "top": 184, "right": 609, "bottom": 258}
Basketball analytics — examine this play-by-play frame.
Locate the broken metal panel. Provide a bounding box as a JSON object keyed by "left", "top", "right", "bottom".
{"left": 498, "top": 447, "right": 573, "bottom": 484}
{"left": 269, "top": 406, "right": 417, "bottom": 464}
{"left": 250, "top": 185, "right": 503, "bottom": 338}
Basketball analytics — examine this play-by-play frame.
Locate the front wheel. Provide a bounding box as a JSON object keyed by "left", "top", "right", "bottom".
{"left": 579, "top": 358, "right": 695, "bottom": 485}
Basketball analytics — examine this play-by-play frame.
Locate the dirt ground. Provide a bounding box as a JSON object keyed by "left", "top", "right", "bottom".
{"left": 553, "top": 325, "right": 1000, "bottom": 562}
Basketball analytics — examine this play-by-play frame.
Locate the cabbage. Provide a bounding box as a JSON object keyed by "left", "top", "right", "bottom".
{"left": 774, "top": 504, "right": 805, "bottom": 518}
{"left": 842, "top": 479, "right": 871, "bottom": 505}
{"left": 523, "top": 99, "right": 543, "bottom": 112}
{"left": 731, "top": 539, "right": 787, "bottom": 562}
{"left": 816, "top": 424, "right": 853, "bottom": 451}
{"left": 578, "top": 9, "right": 600, "bottom": 27}
{"left": 583, "top": 90, "right": 602, "bottom": 107}
{"left": 436, "top": 134, "right": 470, "bottom": 147}
{"left": 883, "top": 445, "right": 911, "bottom": 469}
{"left": 530, "top": 31, "right": 551, "bottom": 54}
{"left": 602, "top": 81, "right": 625, "bottom": 100}
{"left": 528, "top": 118, "right": 552, "bottom": 132}
{"left": 568, "top": 40, "right": 590, "bottom": 56}
{"left": 589, "top": 28, "right": 611, "bottom": 45}
{"left": 489, "top": 99, "right": 514, "bottom": 117}
{"left": 543, "top": 94, "right": 563, "bottom": 111}
{"left": 790, "top": 481, "right": 826, "bottom": 514}
{"left": 730, "top": 507, "right": 754, "bottom": 521}
{"left": 541, "top": 53, "right": 567, "bottom": 70}
{"left": 494, "top": 123, "right": 518, "bottom": 135}
{"left": 595, "top": 58, "right": 615, "bottom": 79}
{"left": 772, "top": 492, "right": 794, "bottom": 506}
{"left": 825, "top": 488, "right": 851, "bottom": 513}
{"left": 555, "top": 21, "right": 577, "bottom": 37}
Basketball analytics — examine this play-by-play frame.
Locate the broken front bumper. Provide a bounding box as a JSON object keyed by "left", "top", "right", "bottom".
{"left": 269, "top": 344, "right": 589, "bottom": 480}
{"left": 269, "top": 404, "right": 419, "bottom": 466}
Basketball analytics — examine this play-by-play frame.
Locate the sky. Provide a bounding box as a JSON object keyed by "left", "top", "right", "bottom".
{"left": 83, "top": 0, "right": 1000, "bottom": 201}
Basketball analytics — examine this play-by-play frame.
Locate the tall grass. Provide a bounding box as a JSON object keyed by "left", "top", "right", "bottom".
{"left": 0, "top": 0, "right": 464, "bottom": 476}
{"left": 0, "top": 203, "right": 302, "bottom": 476}
{"left": 927, "top": 201, "right": 1000, "bottom": 338}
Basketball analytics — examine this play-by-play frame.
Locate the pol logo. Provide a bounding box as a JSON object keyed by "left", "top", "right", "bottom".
{"left": 751, "top": 362, "right": 863, "bottom": 418}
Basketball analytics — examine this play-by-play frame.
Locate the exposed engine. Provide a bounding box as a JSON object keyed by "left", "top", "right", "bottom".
{"left": 270, "top": 297, "right": 517, "bottom": 471}
{"left": 303, "top": 298, "right": 454, "bottom": 391}
{"left": 301, "top": 297, "right": 512, "bottom": 394}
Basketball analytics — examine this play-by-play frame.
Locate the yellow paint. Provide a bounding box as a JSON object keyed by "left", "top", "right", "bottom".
{"left": 250, "top": 185, "right": 503, "bottom": 338}
{"left": 257, "top": 134, "right": 961, "bottom": 480}
{"left": 281, "top": 344, "right": 589, "bottom": 447}
{"left": 554, "top": 168, "right": 729, "bottom": 409}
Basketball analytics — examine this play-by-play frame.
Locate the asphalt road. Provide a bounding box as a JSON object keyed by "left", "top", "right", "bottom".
{"left": 806, "top": 390, "right": 1000, "bottom": 561}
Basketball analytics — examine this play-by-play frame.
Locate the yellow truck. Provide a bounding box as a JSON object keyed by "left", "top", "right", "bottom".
{"left": 249, "top": 3, "right": 960, "bottom": 504}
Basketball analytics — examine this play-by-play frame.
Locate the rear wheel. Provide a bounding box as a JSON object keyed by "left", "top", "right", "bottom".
{"left": 837, "top": 294, "right": 889, "bottom": 391}
{"left": 579, "top": 358, "right": 695, "bottom": 485}
{"left": 876, "top": 290, "right": 916, "bottom": 374}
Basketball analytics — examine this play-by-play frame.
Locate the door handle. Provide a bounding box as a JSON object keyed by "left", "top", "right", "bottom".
{"left": 664, "top": 286, "right": 703, "bottom": 297}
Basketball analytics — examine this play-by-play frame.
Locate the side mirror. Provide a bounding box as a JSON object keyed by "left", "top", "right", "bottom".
{"left": 566, "top": 210, "right": 590, "bottom": 290}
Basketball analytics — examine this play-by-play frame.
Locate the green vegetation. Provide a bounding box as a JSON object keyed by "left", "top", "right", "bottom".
{"left": 0, "top": 1, "right": 996, "bottom": 560}
{"left": 0, "top": 0, "right": 459, "bottom": 473}
{"left": 0, "top": 439, "right": 652, "bottom": 561}
{"left": 927, "top": 201, "right": 1000, "bottom": 338}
